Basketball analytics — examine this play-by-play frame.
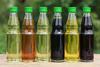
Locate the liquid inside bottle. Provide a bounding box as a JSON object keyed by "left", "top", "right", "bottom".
{"left": 65, "top": 7, "right": 79, "bottom": 62}
{"left": 7, "top": 7, "right": 21, "bottom": 62}
{"left": 22, "top": 7, "right": 36, "bottom": 62}
{"left": 51, "top": 7, "right": 64, "bottom": 62}
{"left": 80, "top": 7, "right": 94, "bottom": 62}
{"left": 36, "top": 7, "right": 50, "bottom": 61}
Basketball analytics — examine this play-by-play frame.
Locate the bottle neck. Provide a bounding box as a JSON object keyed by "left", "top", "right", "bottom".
{"left": 24, "top": 13, "right": 32, "bottom": 19}
{"left": 52, "top": 12, "right": 63, "bottom": 33}
{"left": 39, "top": 12, "right": 47, "bottom": 21}
{"left": 83, "top": 13, "right": 90, "bottom": 17}
{"left": 10, "top": 13, "right": 18, "bottom": 18}
{"left": 40, "top": 12, "right": 47, "bottom": 18}
{"left": 67, "top": 13, "right": 77, "bottom": 25}
{"left": 8, "top": 13, "right": 19, "bottom": 30}
{"left": 22, "top": 12, "right": 34, "bottom": 32}
{"left": 54, "top": 13, "right": 62, "bottom": 18}
{"left": 66, "top": 13, "right": 78, "bottom": 32}
{"left": 81, "top": 12, "right": 93, "bottom": 32}
{"left": 68, "top": 13, "right": 76, "bottom": 18}
{"left": 37, "top": 12, "right": 49, "bottom": 33}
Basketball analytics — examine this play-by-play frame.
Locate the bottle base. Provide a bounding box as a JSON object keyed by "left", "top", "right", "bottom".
{"left": 21, "top": 59, "right": 35, "bottom": 62}
{"left": 7, "top": 59, "right": 21, "bottom": 62}
{"left": 51, "top": 59, "right": 64, "bottom": 62}
{"left": 65, "top": 58, "right": 79, "bottom": 62}
{"left": 80, "top": 59, "right": 93, "bottom": 62}
{"left": 36, "top": 57, "right": 50, "bottom": 62}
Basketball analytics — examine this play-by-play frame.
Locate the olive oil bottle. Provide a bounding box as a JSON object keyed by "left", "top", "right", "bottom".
{"left": 36, "top": 7, "right": 50, "bottom": 61}
{"left": 7, "top": 7, "right": 21, "bottom": 62}
{"left": 65, "top": 7, "right": 79, "bottom": 62}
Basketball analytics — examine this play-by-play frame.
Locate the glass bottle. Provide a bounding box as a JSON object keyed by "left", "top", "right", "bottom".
{"left": 7, "top": 7, "right": 21, "bottom": 62}
{"left": 80, "top": 7, "right": 94, "bottom": 62}
{"left": 51, "top": 7, "right": 64, "bottom": 62}
{"left": 22, "top": 7, "right": 36, "bottom": 62}
{"left": 36, "top": 7, "right": 50, "bottom": 61}
{"left": 65, "top": 7, "right": 79, "bottom": 62}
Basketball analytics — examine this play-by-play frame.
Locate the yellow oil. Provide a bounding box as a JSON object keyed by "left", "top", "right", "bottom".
{"left": 65, "top": 33, "right": 79, "bottom": 62}
{"left": 64, "top": 13, "right": 79, "bottom": 62}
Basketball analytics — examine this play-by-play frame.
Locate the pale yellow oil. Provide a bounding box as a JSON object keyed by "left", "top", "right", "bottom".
{"left": 7, "top": 33, "right": 21, "bottom": 62}
{"left": 36, "top": 33, "right": 50, "bottom": 61}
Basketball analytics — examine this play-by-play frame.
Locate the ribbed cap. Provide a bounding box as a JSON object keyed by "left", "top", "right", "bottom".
{"left": 25, "top": 7, "right": 33, "bottom": 13}
{"left": 40, "top": 7, "right": 48, "bottom": 12}
{"left": 83, "top": 7, "right": 91, "bottom": 13}
{"left": 10, "top": 7, "right": 18, "bottom": 13}
{"left": 68, "top": 7, "right": 76, "bottom": 13}
{"left": 54, "top": 7, "right": 62, "bottom": 13}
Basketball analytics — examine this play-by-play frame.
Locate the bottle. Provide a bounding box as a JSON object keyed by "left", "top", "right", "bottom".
{"left": 51, "top": 7, "right": 64, "bottom": 62}
{"left": 7, "top": 7, "right": 21, "bottom": 62}
{"left": 80, "top": 7, "right": 94, "bottom": 62}
{"left": 36, "top": 7, "right": 50, "bottom": 61}
{"left": 65, "top": 7, "right": 79, "bottom": 62}
{"left": 22, "top": 7, "right": 36, "bottom": 62}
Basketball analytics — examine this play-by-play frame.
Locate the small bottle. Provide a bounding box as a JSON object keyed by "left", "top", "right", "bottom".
{"left": 51, "top": 7, "right": 64, "bottom": 62}
{"left": 65, "top": 7, "right": 79, "bottom": 62}
{"left": 80, "top": 7, "right": 94, "bottom": 62}
{"left": 7, "top": 7, "right": 21, "bottom": 62}
{"left": 36, "top": 7, "right": 50, "bottom": 61}
{"left": 22, "top": 7, "right": 36, "bottom": 62}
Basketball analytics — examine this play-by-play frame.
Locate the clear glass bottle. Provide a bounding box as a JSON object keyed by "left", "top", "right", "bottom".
{"left": 36, "top": 7, "right": 50, "bottom": 61}
{"left": 65, "top": 7, "right": 79, "bottom": 62}
{"left": 22, "top": 7, "right": 36, "bottom": 62}
{"left": 80, "top": 7, "right": 94, "bottom": 62}
{"left": 51, "top": 7, "right": 64, "bottom": 62}
{"left": 7, "top": 7, "right": 21, "bottom": 62}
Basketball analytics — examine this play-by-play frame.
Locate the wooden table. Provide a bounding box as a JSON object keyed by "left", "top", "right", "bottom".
{"left": 0, "top": 54, "right": 100, "bottom": 67}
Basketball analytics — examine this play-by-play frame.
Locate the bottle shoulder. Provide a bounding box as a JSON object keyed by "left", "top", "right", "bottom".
{"left": 65, "top": 29, "right": 79, "bottom": 34}
{"left": 52, "top": 30, "right": 63, "bottom": 34}
{"left": 8, "top": 14, "right": 19, "bottom": 26}
{"left": 7, "top": 30, "right": 20, "bottom": 34}
{"left": 36, "top": 32, "right": 49, "bottom": 35}
{"left": 81, "top": 16, "right": 93, "bottom": 26}
{"left": 80, "top": 30, "right": 94, "bottom": 34}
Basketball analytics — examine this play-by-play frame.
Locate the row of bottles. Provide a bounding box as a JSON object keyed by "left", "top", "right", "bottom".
{"left": 7, "top": 6, "right": 94, "bottom": 62}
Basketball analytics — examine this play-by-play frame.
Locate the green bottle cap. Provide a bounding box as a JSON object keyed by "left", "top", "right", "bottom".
{"left": 68, "top": 7, "right": 76, "bottom": 13}
{"left": 25, "top": 7, "right": 33, "bottom": 13}
{"left": 83, "top": 7, "right": 91, "bottom": 13}
{"left": 40, "top": 7, "right": 48, "bottom": 12}
{"left": 10, "top": 7, "right": 18, "bottom": 13}
{"left": 54, "top": 7, "right": 62, "bottom": 13}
